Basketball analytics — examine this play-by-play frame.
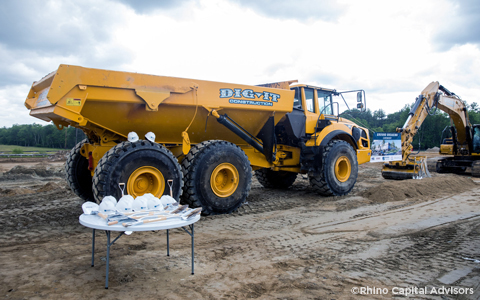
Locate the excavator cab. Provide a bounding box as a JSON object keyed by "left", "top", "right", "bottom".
{"left": 439, "top": 124, "right": 480, "bottom": 155}
{"left": 472, "top": 125, "right": 480, "bottom": 153}
{"left": 439, "top": 126, "right": 454, "bottom": 155}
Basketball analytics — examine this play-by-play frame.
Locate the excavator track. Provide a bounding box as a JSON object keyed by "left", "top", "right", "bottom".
{"left": 381, "top": 163, "right": 416, "bottom": 180}
{"left": 381, "top": 156, "right": 430, "bottom": 180}
{"left": 381, "top": 170, "right": 415, "bottom": 180}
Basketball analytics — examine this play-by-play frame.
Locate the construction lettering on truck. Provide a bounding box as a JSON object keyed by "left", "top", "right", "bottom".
{"left": 219, "top": 88, "right": 280, "bottom": 102}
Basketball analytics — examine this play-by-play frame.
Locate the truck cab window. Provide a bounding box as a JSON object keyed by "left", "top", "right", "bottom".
{"left": 305, "top": 88, "right": 315, "bottom": 113}
{"left": 292, "top": 87, "right": 302, "bottom": 110}
{"left": 317, "top": 90, "right": 332, "bottom": 115}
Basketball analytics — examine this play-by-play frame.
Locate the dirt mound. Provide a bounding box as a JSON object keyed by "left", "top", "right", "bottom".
{"left": 0, "top": 187, "right": 35, "bottom": 196}
{"left": 5, "top": 166, "right": 36, "bottom": 176}
{"left": 361, "top": 175, "right": 478, "bottom": 203}
{"left": 36, "top": 182, "right": 63, "bottom": 192}
{"left": 3, "top": 163, "right": 64, "bottom": 178}
{"left": 48, "top": 151, "right": 68, "bottom": 161}
{"left": 0, "top": 182, "right": 63, "bottom": 196}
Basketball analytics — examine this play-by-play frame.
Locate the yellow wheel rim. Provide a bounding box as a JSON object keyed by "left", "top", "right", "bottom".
{"left": 210, "top": 163, "right": 239, "bottom": 197}
{"left": 335, "top": 156, "right": 351, "bottom": 182}
{"left": 127, "top": 166, "right": 165, "bottom": 198}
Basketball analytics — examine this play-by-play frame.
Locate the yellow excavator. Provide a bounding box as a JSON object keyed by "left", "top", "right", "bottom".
{"left": 382, "top": 81, "right": 480, "bottom": 179}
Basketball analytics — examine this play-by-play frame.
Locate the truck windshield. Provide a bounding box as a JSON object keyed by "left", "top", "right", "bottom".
{"left": 317, "top": 90, "right": 333, "bottom": 115}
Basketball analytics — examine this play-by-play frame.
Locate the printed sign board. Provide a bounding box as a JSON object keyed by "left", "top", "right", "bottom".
{"left": 370, "top": 132, "right": 402, "bottom": 162}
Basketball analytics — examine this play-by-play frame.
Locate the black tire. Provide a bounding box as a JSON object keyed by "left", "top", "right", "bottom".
{"left": 92, "top": 140, "right": 183, "bottom": 202}
{"left": 65, "top": 139, "right": 94, "bottom": 201}
{"left": 309, "top": 140, "right": 358, "bottom": 196}
{"left": 472, "top": 161, "right": 480, "bottom": 177}
{"left": 254, "top": 168, "right": 297, "bottom": 189}
{"left": 181, "top": 140, "right": 252, "bottom": 215}
{"left": 436, "top": 160, "right": 447, "bottom": 173}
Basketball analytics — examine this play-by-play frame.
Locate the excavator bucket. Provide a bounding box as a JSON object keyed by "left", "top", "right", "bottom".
{"left": 381, "top": 157, "right": 431, "bottom": 180}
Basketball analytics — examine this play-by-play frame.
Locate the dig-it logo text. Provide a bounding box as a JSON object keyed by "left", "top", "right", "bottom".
{"left": 220, "top": 88, "right": 280, "bottom": 106}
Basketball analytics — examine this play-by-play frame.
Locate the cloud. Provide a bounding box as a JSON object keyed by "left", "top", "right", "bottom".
{"left": 2, "top": 0, "right": 480, "bottom": 129}
{"left": 0, "top": 84, "right": 34, "bottom": 127}
{"left": 230, "top": 0, "right": 346, "bottom": 22}
{"left": 305, "top": 71, "right": 343, "bottom": 89}
{"left": 433, "top": 0, "right": 480, "bottom": 50}
{"left": 0, "top": 1, "right": 110, "bottom": 54}
{"left": 112, "top": 0, "right": 195, "bottom": 14}
{"left": 0, "top": 0, "right": 133, "bottom": 87}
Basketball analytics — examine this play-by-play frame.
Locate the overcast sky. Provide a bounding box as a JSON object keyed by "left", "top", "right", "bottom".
{"left": 1, "top": 0, "right": 480, "bottom": 128}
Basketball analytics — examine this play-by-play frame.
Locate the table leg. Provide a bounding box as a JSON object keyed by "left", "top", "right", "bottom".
{"left": 105, "top": 231, "right": 110, "bottom": 289}
{"left": 167, "top": 229, "right": 170, "bottom": 256}
{"left": 91, "top": 229, "right": 95, "bottom": 267}
{"left": 181, "top": 225, "right": 195, "bottom": 275}
{"left": 101, "top": 231, "right": 124, "bottom": 289}
{"left": 191, "top": 224, "right": 194, "bottom": 275}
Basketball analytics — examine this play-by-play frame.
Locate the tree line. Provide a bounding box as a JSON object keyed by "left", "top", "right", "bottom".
{"left": 340, "top": 101, "right": 480, "bottom": 150}
{"left": 1, "top": 100, "right": 480, "bottom": 151}
{"left": 0, "top": 123, "right": 86, "bottom": 150}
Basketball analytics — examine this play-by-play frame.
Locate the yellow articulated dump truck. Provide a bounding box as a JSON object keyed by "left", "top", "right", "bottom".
{"left": 25, "top": 65, "right": 371, "bottom": 215}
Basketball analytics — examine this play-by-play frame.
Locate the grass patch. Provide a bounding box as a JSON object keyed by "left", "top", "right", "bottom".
{"left": 0, "top": 145, "right": 63, "bottom": 154}
{"left": 12, "top": 148, "right": 23, "bottom": 154}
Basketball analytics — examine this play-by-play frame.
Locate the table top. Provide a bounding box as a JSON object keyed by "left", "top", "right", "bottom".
{"left": 79, "top": 213, "right": 200, "bottom": 231}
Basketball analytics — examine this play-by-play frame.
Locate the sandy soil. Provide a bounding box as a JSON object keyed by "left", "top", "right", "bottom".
{"left": 0, "top": 154, "right": 479, "bottom": 299}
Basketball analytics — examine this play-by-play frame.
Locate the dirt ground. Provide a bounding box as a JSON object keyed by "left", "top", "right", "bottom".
{"left": 0, "top": 152, "right": 479, "bottom": 300}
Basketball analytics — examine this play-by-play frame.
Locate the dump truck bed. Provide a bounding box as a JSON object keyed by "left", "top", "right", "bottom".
{"left": 25, "top": 65, "right": 295, "bottom": 146}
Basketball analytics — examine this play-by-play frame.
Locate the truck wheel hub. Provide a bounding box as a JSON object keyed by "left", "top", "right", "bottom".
{"left": 128, "top": 166, "right": 165, "bottom": 197}
{"left": 210, "top": 163, "right": 239, "bottom": 197}
{"left": 335, "top": 156, "right": 351, "bottom": 182}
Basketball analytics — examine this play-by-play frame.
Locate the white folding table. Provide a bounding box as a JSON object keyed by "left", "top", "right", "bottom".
{"left": 79, "top": 213, "right": 200, "bottom": 289}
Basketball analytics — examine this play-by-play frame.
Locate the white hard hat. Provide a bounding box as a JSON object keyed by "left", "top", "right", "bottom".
{"left": 132, "top": 195, "right": 149, "bottom": 211}
{"left": 145, "top": 132, "right": 156, "bottom": 142}
{"left": 128, "top": 132, "right": 139, "bottom": 142}
{"left": 82, "top": 201, "right": 99, "bottom": 214}
{"left": 145, "top": 194, "right": 163, "bottom": 210}
{"left": 103, "top": 195, "right": 117, "bottom": 206}
{"left": 116, "top": 195, "right": 134, "bottom": 213}
{"left": 99, "top": 199, "right": 116, "bottom": 214}
{"left": 160, "top": 195, "right": 177, "bottom": 205}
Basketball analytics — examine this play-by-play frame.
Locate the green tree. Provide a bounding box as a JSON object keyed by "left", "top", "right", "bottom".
{"left": 373, "top": 109, "right": 386, "bottom": 127}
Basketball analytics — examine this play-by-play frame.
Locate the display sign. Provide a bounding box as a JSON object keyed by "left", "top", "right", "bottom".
{"left": 370, "top": 132, "right": 402, "bottom": 162}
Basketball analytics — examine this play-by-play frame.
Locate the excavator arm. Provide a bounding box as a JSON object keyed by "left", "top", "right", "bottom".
{"left": 382, "top": 81, "right": 470, "bottom": 179}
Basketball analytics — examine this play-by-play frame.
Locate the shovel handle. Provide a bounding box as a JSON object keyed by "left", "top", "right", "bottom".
{"left": 97, "top": 212, "right": 108, "bottom": 219}
{"left": 142, "top": 216, "right": 167, "bottom": 223}
{"left": 167, "top": 180, "right": 173, "bottom": 197}
{"left": 122, "top": 216, "right": 168, "bottom": 227}
{"left": 119, "top": 183, "right": 126, "bottom": 197}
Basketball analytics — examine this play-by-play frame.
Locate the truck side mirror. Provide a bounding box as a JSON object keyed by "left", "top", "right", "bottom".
{"left": 357, "top": 92, "right": 365, "bottom": 111}
{"left": 357, "top": 91, "right": 363, "bottom": 103}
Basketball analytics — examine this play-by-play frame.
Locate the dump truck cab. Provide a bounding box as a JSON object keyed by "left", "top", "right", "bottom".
{"left": 282, "top": 83, "right": 370, "bottom": 161}
{"left": 254, "top": 83, "right": 371, "bottom": 196}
